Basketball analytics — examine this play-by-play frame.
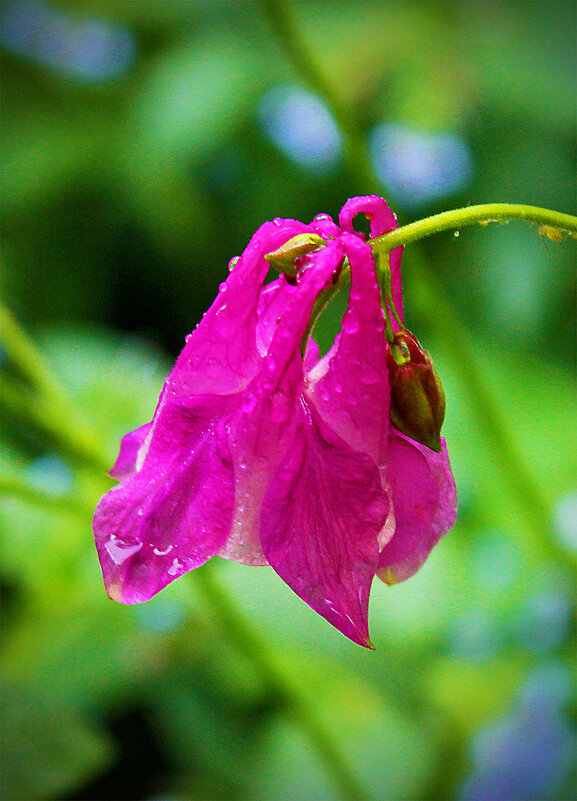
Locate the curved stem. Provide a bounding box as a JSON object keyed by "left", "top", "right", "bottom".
{"left": 193, "top": 564, "right": 370, "bottom": 801}
{"left": 260, "top": 0, "right": 380, "bottom": 194}
{"left": 370, "top": 203, "right": 577, "bottom": 252}
{"left": 261, "top": 0, "right": 576, "bottom": 567}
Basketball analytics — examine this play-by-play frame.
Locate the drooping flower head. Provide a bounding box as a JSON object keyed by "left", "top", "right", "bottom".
{"left": 94, "top": 196, "right": 457, "bottom": 647}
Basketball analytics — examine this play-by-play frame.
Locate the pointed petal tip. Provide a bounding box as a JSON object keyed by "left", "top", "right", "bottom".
{"left": 376, "top": 566, "right": 400, "bottom": 586}
{"left": 106, "top": 580, "right": 126, "bottom": 604}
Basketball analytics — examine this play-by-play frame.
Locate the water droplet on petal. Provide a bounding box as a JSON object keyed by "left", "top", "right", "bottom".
{"left": 153, "top": 544, "right": 173, "bottom": 557}
{"left": 105, "top": 533, "right": 143, "bottom": 565}
{"left": 334, "top": 383, "right": 343, "bottom": 393}
{"left": 242, "top": 394, "right": 258, "bottom": 413}
{"left": 219, "top": 281, "right": 228, "bottom": 293}
{"left": 342, "top": 315, "right": 359, "bottom": 334}
{"left": 167, "top": 557, "right": 184, "bottom": 576}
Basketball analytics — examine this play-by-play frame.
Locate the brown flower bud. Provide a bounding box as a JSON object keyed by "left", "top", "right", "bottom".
{"left": 385, "top": 329, "right": 446, "bottom": 452}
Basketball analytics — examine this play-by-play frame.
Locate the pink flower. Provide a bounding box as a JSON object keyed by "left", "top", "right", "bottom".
{"left": 94, "top": 196, "right": 457, "bottom": 647}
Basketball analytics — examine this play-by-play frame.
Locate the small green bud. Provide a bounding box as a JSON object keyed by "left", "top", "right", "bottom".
{"left": 264, "top": 234, "right": 326, "bottom": 275}
{"left": 386, "top": 329, "right": 446, "bottom": 452}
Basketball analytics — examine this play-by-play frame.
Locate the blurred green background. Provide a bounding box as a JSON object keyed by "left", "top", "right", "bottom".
{"left": 1, "top": 1, "right": 576, "bottom": 800}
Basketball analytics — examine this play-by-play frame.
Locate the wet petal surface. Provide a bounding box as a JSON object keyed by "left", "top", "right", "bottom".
{"left": 260, "top": 401, "right": 388, "bottom": 647}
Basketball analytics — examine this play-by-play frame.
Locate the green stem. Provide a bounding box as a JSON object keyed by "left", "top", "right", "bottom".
{"left": 0, "top": 473, "right": 90, "bottom": 518}
{"left": 370, "top": 203, "right": 577, "bottom": 252}
{"left": 193, "top": 564, "right": 370, "bottom": 801}
{"left": 261, "top": 0, "right": 576, "bottom": 565}
{"left": 0, "top": 305, "right": 110, "bottom": 474}
{"left": 260, "top": 0, "right": 380, "bottom": 193}
{"left": 368, "top": 205, "right": 575, "bottom": 563}
{"left": 1, "top": 303, "right": 369, "bottom": 800}
{"left": 407, "top": 251, "right": 567, "bottom": 566}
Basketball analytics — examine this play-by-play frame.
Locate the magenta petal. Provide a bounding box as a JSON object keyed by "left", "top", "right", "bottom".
{"left": 260, "top": 401, "right": 388, "bottom": 647}
{"left": 221, "top": 240, "right": 347, "bottom": 566}
{"left": 377, "top": 433, "right": 457, "bottom": 584}
{"left": 109, "top": 422, "right": 152, "bottom": 480}
{"left": 309, "top": 212, "right": 341, "bottom": 239}
{"left": 256, "top": 276, "right": 300, "bottom": 357}
{"left": 94, "top": 396, "right": 236, "bottom": 603}
{"left": 338, "top": 195, "right": 404, "bottom": 325}
{"left": 307, "top": 233, "right": 390, "bottom": 464}
{"left": 169, "top": 218, "right": 312, "bottom": 397}
{"left": 339, "top": 195, "right": 398, "bottom": 239}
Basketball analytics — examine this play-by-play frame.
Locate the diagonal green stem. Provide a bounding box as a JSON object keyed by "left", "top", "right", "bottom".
{"left": 0, "top": 473, "right": 90, "bottom": 518}
{"left": 260, "top": 0, "right": 380, "bottom": 193}
{"left": 0, "top": 304, "right": 110, "bottom": 473}
{"left": 262, "top": 0, "right": 576, "bottom": 567}
{"left": 0, "top": 303, "right": 370, "bottom": 801}
{"left": 405, "top": 251, "right": 569, "bottom": 567}
{"left": 193, "top": 564, "right": 370, "bottom": 801}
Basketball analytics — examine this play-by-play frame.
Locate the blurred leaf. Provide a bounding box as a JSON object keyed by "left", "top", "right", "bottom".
{"left": 252, "top": 650, "right": 435, "bottom": 801}
{"left": 0, "top": 681, "right": 113, "bottom": 801}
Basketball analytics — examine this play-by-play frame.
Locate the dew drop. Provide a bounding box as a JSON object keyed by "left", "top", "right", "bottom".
{"left": 454, "top": 230, "right": 460, "bottom": 237}
{"left": 228, "top": 256, "right": 240, "bottom": 271}
{"left": 219, "top": 281, "right": 228, "bottom": 293}
{"left": 243, "top": 394, "right": 258, "bottom": 413}
{"left": 167, "top": 557, "right": 184, "bottom": 576}
{"left": 334, "top": 383, "right": 343, "bottom": 394}
{"left": 153, "top": 544, "right": 173, "bottom": 557}
{"left": 105, "top": 533, "right": 143, "bottom": 565}
{"left": 342, "top": 316, "right": 359, "bottom": 334}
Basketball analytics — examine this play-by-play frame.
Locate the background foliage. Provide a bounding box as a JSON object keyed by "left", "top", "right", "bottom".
{"left": 1, "top": 1, "right": 575, "bottom": 800}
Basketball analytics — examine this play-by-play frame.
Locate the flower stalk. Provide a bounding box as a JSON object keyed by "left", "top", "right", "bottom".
{"left": 193, "top": 564, "right": 370, "bottom": 801}
{"left": 370, "top": 203, "right": 577, "bottom": 254}
{"left": 0, "top": 304, "right": 110, "bottom": 474}
{"left": 260, "top": 0, "right": 576, "bottom": 573}
{"left": 0, "top": 301, "right": 372, "bottom": 801}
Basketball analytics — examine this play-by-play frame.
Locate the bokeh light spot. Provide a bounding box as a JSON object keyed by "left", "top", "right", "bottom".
{"left": 257, "top": 84, "right": 342, "bottom": 174}
{"left": 369, "top": 121, "right": 473, "bottom": 209}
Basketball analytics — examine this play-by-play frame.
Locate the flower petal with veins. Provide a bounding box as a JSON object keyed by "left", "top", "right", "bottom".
{"left": 94, "top": 196, "right": 457, "bottom": 647}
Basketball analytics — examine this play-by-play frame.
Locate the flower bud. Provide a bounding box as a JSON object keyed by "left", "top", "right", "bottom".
{"left": 385, "top": 330, "right": 445, "bottom": 452}
{"left": 265, "top": 234, "right": 325, "bottom": 275}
